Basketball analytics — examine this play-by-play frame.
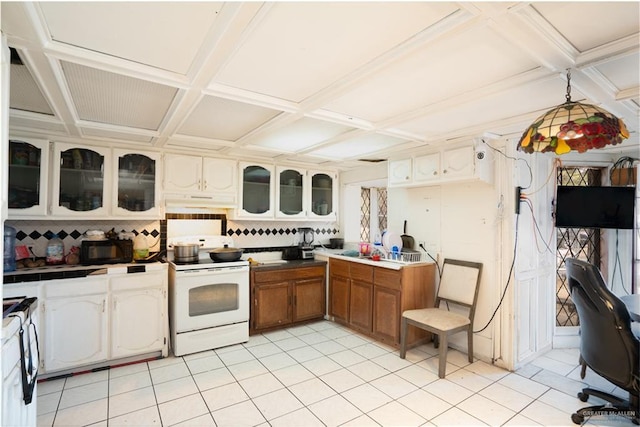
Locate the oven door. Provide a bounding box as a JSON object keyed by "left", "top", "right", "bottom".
{"left": 171, "top": 265, "right": 249, "bottom": 333}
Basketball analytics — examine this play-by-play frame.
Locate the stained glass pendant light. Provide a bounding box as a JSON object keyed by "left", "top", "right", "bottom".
{"left": 517, "top": 69, "right": 628, "bottom": 155}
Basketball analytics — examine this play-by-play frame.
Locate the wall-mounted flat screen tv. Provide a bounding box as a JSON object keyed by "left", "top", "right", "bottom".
{"left": 555, "top": 186, "right": 636, "bottom": 229}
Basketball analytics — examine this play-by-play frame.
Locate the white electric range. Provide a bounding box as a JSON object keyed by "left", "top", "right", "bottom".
{"left": 167, "top": 235, "right": 249, "bottom": 356}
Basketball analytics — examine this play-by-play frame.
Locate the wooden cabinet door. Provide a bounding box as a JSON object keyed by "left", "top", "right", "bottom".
{"left": 329, "top": 275, "right": 350, "bottom": 322}
{"left": 372, "top": 285, "right": 401, "bottom": 345}
{"left": 349, "top": 280, "right": 372, "bottom": 332}
{"left": 254, "top": 281, "right": 291, "bottom": 330}
{"left": 293, "top": 277, "right": 325, "bottom": 322}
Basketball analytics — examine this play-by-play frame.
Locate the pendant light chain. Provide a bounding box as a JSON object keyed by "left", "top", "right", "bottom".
{"left": 565, "top": 68, "right": 572, "bottom": 103}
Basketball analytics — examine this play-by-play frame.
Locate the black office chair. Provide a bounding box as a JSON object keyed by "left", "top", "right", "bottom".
{"left": 565, "top": 258, "right": 639, "bottom": 425}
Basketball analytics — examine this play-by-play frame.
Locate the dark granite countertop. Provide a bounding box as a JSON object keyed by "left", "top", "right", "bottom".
{"left": 249, "top": 259, "right": 327, "bottom": 271}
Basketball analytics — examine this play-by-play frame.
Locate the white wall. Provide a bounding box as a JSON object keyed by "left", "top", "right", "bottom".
{"left": 388, "top": 180, "right": 503, "bottom": 364}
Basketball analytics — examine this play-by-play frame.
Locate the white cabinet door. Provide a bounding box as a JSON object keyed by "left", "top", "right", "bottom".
{"left": 413, "top": 152, "right": 440, "bottom": 183}
{"left": 44, "top": 292, "right": 108, "bottom": 372}
{"left": 276, "top": 166, "right": 306, "bottom": 219}
{"left": 308, "top": 170, "right": 338, "bottom": 220}
{"left": 238, "top": 162, "right": 274, "bottom": 218}
{"left": 202, "top": 157, "right": 237, "bottom": 204}
{"left": 8, "top": 137, "right": 50, "bottom": 217}
{"left": 163, "top": 154, "right": 202, "bottom": 193}
{"left": 441, "top": 146, "right": 474, "bottom": 180}
{"left": 111, "top": 286, "right": 166, "bottom": 358}
{"left": 113, "top": 149, "right": 161, "bottom": 218}
{"left": 51, "top": 143, "right": 112, "bottom": 217}
{"left": 388, "top": 159, "right": 412, "bottom": 186}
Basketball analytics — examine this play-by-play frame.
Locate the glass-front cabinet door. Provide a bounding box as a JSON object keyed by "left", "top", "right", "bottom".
{"left": 8, "top": 138, "right": 49, "bottom": 217}
{"left": 51, "top": 143, "right": 111, "bottom": 216}
{"left": 309, "top": 171, "right": 337, "bottom": 219}
{"left": 238, "top": 162, "right": 274, "bottom": 218}
{"left": 276, "top": 166, "right": 305, "bottom": 219}
{"left": 113, "top": 149, "right": 160, "bottom": 218}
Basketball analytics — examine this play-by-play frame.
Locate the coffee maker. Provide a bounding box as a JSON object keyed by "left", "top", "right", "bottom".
{"left": 297, "top": 227, "right": 315, "bottom": 259}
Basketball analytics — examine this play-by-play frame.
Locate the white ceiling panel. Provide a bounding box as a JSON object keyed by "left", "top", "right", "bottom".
{"left": 3, "top": 2, "right": 638, "bottom": 170}
{"left": 40, "top": 2, "right": 222, "bottom": 74}
{"left": 216, "top": 2, "right": 459, "bottom": 102}
{"left": 595, "top": 53, "right": 640, "bottom": 93}
{"left": 81, "top": 128, "right": 154, "bottom": 144}
{"left": 533, "top": 2, "right": 639, "bottom": 52}
{"left": 307, "top": 133, "right": 410, "bottom": 160}
{"left": 178, "top": 95, "right": 281, "bottom": 141}
{"left": 10, "top": 62, "right": 54, "bottom": 115}
{"left": 394, "top": 77, "right": 579, "bottom": 138}
{"left": 323, "top": 25, "right": 539, "bottom": 122}
{"left": 61, "top": 61, "right": 178, "bottom": 130}
{"left": 249, "top": 117, "right": 355, "bottom": 152}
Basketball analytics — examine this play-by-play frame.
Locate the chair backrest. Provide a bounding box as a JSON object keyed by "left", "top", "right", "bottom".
{"left": 565, "top": 258, "right": 639, "bottom": 390}
{"left": 436, "top": 259, "right": 483, "bottom": 320}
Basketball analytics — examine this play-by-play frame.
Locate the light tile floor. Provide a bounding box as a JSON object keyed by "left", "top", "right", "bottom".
{"left": 35, "top": 321, "right": 635, "bottom": 426}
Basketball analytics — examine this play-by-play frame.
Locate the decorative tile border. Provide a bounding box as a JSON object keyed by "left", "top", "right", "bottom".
{"left": 5, "top": 220, "right": 161, "bottom": 257}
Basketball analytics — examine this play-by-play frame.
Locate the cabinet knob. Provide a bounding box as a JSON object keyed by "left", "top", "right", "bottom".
{"left": 433, "top": 171, "right": 437, "bottom": 175}
{"left": 443, "top": 169, "right": 448, "bottom": 174}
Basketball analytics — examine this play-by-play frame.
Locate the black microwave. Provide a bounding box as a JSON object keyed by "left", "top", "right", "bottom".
{"left": 80, "top": 239, "right": 133, "bottom": 265}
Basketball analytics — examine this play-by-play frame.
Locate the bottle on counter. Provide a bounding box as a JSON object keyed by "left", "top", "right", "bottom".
{"left": 46, "top": 234, "right": 65, "bottom": 265}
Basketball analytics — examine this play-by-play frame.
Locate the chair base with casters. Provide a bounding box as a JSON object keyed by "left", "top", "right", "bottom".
{"left": 571, "top": 386, "right": 639, "bottom": 425}
{"left": 565, "top": 258, "right": 640, "bottom": 426}
{"left": 400, "top": 309, "right": 473, "bottom": 378}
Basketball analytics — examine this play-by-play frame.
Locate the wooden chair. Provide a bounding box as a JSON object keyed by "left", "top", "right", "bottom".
{"left": 400, "top": 259, "right": 482, "bottom": 378}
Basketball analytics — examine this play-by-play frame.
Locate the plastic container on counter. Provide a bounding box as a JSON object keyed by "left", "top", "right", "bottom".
{"left": 46, "top": 234, "right": 65, "bottom": 265}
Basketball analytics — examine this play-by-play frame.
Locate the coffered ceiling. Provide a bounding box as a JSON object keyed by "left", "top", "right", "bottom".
{"left": 2, "top": 2, "right": 639, "bottom": 170}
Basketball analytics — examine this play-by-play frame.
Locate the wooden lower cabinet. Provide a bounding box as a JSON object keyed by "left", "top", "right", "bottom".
{"left": 329, "top": 258, "right": 435, "bottom": 347}
{"left": 251, "top": 263, "right": 326, "bottom": 334}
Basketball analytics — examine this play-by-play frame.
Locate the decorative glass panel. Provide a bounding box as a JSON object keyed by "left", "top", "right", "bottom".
{"left": 58, "top": 148, "right": 104, "bottom": 211}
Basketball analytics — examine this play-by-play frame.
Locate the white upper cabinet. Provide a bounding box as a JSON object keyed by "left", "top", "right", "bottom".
{"left": 51, "top": 142, "right": 112, "bottom": 217}
{"left": 236, "top": 163, "right": 338, "bottom": 220}
{"left": 308, "top": 170, "right": 337, "bottom": 220}
{"left": 237, "top": 162, "right": 275, "bottom": 219}
{"left": 441, "top": 146, "right": 474, "bottom": 179}
{"left": 8, "top": 137, "right": 49, "bottom": 218}
{"left": 388, "top": 141, "right": 494, "bottom": 188}
{"left": 50, "top": 143, "right": 163, "bottom": 218}
{"left": 412, "top": 152, "right": 440, "bottom": 183}
{"left": 276, "top": 166, "right": 306, "bottom": 219}
{"left": 388, "top": 158, "right": 412, "bottom": 186}
{"left": 112, "top": 149, "right": 161, "bottom": 218}
{"left": 163, "top": 154, "right": 237, "bottom": 207}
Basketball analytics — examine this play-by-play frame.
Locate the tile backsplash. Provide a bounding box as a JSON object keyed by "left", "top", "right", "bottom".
{"left": 6, "top": 215, "right": 341, "bottom": 258}
{"left": 5, "top": 220, "right": 161, "bottom": 257}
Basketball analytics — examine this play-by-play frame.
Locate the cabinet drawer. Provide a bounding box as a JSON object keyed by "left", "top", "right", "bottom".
{"left": 329, "top": 259, "right": 350, "bottom": 278}
{"left": 350, "top": 263, "right": 373, "bottom": 283}
{"left": 374, "top": 268, "right": 402, "bottom": 290}
{"left": 254, "top": 266, "right": 324, "bottom": 283}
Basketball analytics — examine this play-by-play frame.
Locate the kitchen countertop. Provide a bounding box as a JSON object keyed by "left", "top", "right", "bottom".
{"left": 3, "top": 261, "right": 166, "bottom": 284}
{"left": 249, "top": 259, "right": 327, "bottom": 271}
{"left": 314, "top": 248, "right": 433, "bottom": 270}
